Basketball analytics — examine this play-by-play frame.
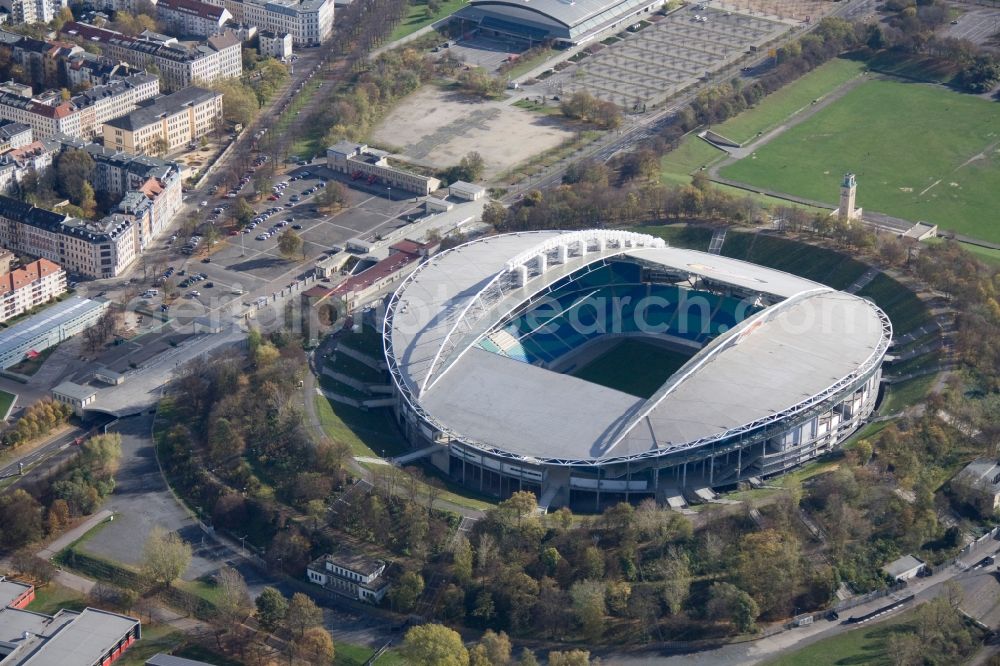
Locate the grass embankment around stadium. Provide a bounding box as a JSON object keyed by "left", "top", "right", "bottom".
{"left": 388, "top": 0, "right": 467, "bottom": 42}
{"left": 720, "top": 77, "right": 1000, "bottom": 243}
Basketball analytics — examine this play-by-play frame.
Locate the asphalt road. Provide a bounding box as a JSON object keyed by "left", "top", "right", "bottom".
{"left": 0, "top": 428, "right": 85, "bottom": 483}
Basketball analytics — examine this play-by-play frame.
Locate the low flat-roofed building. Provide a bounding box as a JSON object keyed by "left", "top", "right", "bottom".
{"left": 0, "top": 577, "right": 34, "bottom": 610}
{"left": 307, "top": 553, "right": 389, "bottom": 603}
{"left": 448, "top": 180, "right": 486, "bottom": 201}
{"left": 883, "top": 555, "right": 924, "bottom": 582}
{"left": 0, "top": 605, "right": 140, "bottom": 665}
{"left": 326, "top": 142, "right": 440, "bottom": 196}
{"left": 52, "top": 380, "right": 98, "bottom": 415}
{"left": 0, "top": 296, "right": 109, "bottom": 369}
{"left": 0, "top": 258, "right": 66, "bottom": 323}
{"left": 952, "top": 459, "right": 1000, "bottom": 517}
{"left": 93, "top": 366, "right": 126, "bottom": 385}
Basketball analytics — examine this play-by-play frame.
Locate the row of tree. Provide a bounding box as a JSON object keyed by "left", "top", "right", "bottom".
{"left": 0, "top": 399, "right": 73, "bottom": 450}
{"left": 0, "top": 433, "right": 121, "bottom": 552}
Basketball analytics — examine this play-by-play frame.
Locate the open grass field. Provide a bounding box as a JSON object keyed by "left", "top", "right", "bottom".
{"left": 721, "top": 79, "right": 1000, "bottom": 243}
{"left": 660, "top": 58, "right": 866, "bottom": 184}
{"left": 571, "top": 339, "right": 693, "bottom": 398}
{"left": 633, "top": 224, "right": 714, "bottom": 251}
{"left": 26, "top": 582, "right": 86, "bottom": 615}
{"left": 389, "top": 0, "right": 467, "bottom": 42}
{"left": 335, "top": 642, "right": 405, "bottom": 666}
{"left": 0, "top": 389, "right": 16, "bottom": 420}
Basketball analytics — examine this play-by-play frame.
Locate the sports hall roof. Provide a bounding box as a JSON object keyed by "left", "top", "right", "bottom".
{"left": 386, "top": 231, "right": 891, "bottom": 464}
{"left": 456, "top": 0, "right": 659, "bottom": 42}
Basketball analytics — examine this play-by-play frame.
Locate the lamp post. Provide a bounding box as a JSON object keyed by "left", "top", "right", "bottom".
{"left": 387, "top": 185, "right": 392, "bottom": 202}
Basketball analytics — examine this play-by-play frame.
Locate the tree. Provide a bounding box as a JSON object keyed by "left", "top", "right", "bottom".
{"left": 318, "top": 181, "right": 348, "bottom": 210}
{"left": 459, "top": 151, "right": 485, "bottom": 181}
{"left": 296, "top": 626, "right": 335, "bottom": 666}
{"left": 215, "top": 566, "right": 253, "bottom": 629}
{"left": 213, "top": 80, "right": 259, "bottom": 126}
{"left": 707, "top": 582, "right": 759, "bottom": 633}
{"left": 402, "top": 624, "right": 469, "bottom": 666}
{"left": 234, "top": 197, "right": 256, "bottom": 226}
{"left": 255, "top": 586, "right": 288, "bottom": 633}
{"left": 736, "top": 529, "right": 801, "bottom": 616}
{"left": 470, "top": 629, "right": 511, "bottom": 666}
{"left": 0, "top": 490, "right": 44, "bottom": 550}
{"left": 278, "top": 229, "right": 303, "bottom": 260}
{"left": 547, "top": 650, "right": 591, "bottom": 666}
{"left": 140, "top": 527, "right": 191, "bottom": 589}
{"left": 452, "top": 535, "right": 473, "bottom": 585}
{"left": 285, "top": 592, "right": 323, "bottom": 638}
{"left": 390, "top": 570, "right": 424, "bottom": 612}
{"left": 55, "top": 148, "right": 96, "bottom": 206}
{"left": 569, "top": 580, "right": 606, "bottom": 640}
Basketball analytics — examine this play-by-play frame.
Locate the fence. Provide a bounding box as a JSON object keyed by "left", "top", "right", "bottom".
{"left": 832, "top": 581, "right": 907, "bottom": 614}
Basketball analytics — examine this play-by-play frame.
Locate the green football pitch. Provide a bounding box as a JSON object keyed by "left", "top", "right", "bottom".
{"left": 720, "top": 79, "right": 1000, "bottom": 243}
{"left": 571, "top": 339, "right": 693, "bottom": 398}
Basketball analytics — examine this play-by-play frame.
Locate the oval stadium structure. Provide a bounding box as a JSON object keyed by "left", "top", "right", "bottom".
{"left": 384, "top": 231, "right": 891, "bottom": 511}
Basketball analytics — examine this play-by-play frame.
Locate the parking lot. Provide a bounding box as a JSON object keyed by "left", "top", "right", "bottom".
{"left": 147, "top": 162, "right": 427, "bottom": 318}
{"left": 539, "top": 7, "right": 788, "bottom": 106}
{"left": 944, "top": 7, "right": 1000, "bottom": 46}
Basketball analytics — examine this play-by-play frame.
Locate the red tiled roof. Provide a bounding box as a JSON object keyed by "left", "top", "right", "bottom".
{"left": 388, "top": 239, "right": 428, "bottom": 255}
{"left": 0, "top": 259, "right": 62, "bottom": 296}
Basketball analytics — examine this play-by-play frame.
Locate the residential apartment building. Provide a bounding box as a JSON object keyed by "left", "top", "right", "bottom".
{"left": 258, "top": 30, "right": 292, "bottom": 59}
{"left": 103, "top": 86, "right": 223, "bottom": 156}
{"left": 61, "top": 22, "right": 242, "bottom": 91}
{"left": 0, "top": 257, "right": 66, "bottom": 322}
{"left": 157, "top": 0, "right": 233, "bottom": 37}
{"left": 0, "top": 0, "right": 67, "bottom": 25}
{"left": 0, "top": 73, "right": 159, "bottom": 139}
{"left": 59, "top": 137, "right": 184, "bottom": 246}
{"left": 63, "top": 53, "right": 142, "bottom": 90}
{"left": 0, "top": 196, "right": 139, "bottom": 278}
{"left": 209, "top": 0, "right": 332, "bottom": 45}
{"left": 0, "top": 120, "right": 31, "bottom": 151}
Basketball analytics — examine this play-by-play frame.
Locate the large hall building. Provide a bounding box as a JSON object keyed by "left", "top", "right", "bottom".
{"left": 452, "top": 0, "right": 662, "bottom": 46}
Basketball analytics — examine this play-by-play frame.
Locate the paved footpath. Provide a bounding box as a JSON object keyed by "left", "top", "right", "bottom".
{"left": 37, "top": 509, "right": 113, "bottom": 561}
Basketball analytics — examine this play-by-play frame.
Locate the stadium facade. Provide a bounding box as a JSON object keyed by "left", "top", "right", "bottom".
{"left": 384, "top": 231, "right": 891, "bottom": 511}
{"left": 452, "top": 0, "right": 662, "bottom": 47}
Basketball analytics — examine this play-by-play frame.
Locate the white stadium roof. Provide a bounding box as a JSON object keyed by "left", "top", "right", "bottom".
{"left": 386, "top": 231, "right": 891, "bottom": 465}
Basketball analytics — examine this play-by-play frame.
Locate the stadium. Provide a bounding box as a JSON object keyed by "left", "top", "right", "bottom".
{"left": 384, "top": 231, "right": 891, "bottom": 511}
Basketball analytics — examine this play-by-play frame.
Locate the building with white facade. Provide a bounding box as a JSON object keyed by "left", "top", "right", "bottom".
{"left": 210, "top": 0, "right": 332, "bottom": 45}
{"left": 157, "top": 0, "right": 233, "bottom": 37}
{"left": 0, "top": 73, "right": 160, "bottom": 139}
{"left": 0, "top": 120, "right": 31, "bottom": 151}
{"left": 61, "top": 22, "right": 242, "bottom": 91}
{"left": 103, "top": 86, "right": 223, "bottom": 156}
{"left": 258, "top": 29, "right": 292, "bottom": 59}
{"left": 0, "top": 257, "right": 66, "bottom": 322}
{"left": 307, "top": 553, "right": 390, "bottom": 603}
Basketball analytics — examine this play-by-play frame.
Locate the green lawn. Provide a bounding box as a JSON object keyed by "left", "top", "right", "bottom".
{"left": 856, "top": 273, "right": 931, "bottom": 335}
{"left": 117, "top": 625, "right": 183, "bottom": 666}
{"left": 0, "top": 389, "right": 16, "bottom": 420}
{"left": 314, "top": 394, "right": 408, "bottom": 459}
{"left": 389, "top": 0, "right": 467, "bottom": 42}
{"left": 335, "top": 641, "right": 405, "bottom": 666}
{"left": 660, "top": 58, "right": 866, "bottom": 185}
{"left": 880, "top": 372, "right": 937, "bottom": 414}
{"left": 505, "top": 48, "right": 556, "bottom": 79}
{"left": 721, "top": 79, "right": 1000, "bottom": 243}
{"left": 715, "top": 58, "right": 867, "bottom": 146}
{"left": 26, "top": 582, "right": 87, "bottom": 615}
{"left": 764, "top": 607, "right": 926, "bottom": 666}
{"left": 571, "top": 339, "right": 693, "bottom": 398}
{"left": 718, "top": 231, "right": 870, "bottom": 291}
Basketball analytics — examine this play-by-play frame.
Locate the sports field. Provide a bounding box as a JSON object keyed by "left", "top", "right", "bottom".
{"left": 571, "top": 339, "right": 692, "bottom": 398}
{"left": 720, "top": 79, "right": 1000, "bottom": 243}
